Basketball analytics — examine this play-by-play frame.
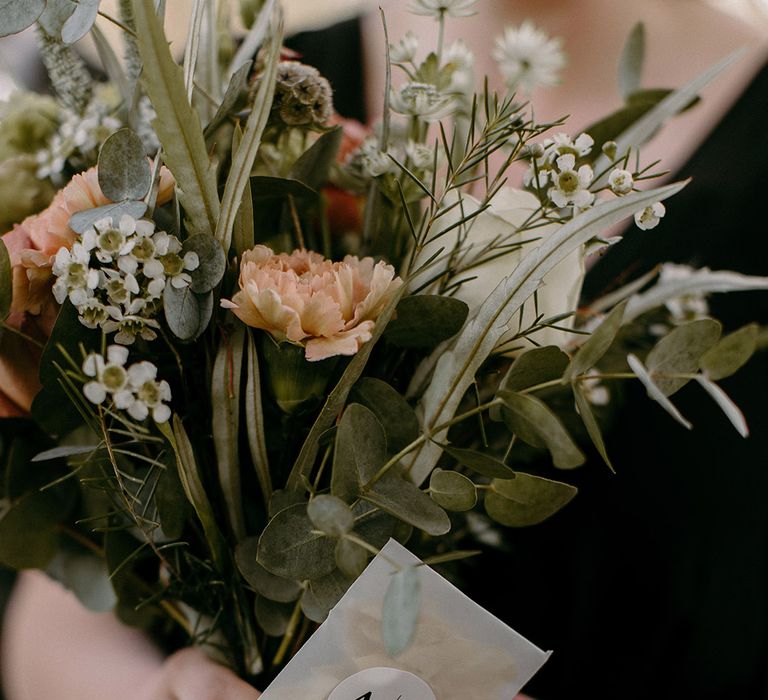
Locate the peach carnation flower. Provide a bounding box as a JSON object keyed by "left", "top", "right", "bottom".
{"left": 222, "top": 246, "right": 403, "bottom": 361}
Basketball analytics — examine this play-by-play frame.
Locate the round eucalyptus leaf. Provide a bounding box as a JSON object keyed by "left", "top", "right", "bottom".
{"left": 335, "top": 537, "right": 369, "bottom": 578}
{"left": 300, "top": 568, "right": 355, "bottom": 623}
{"left": 98, "top": 128, "right": 152, "bottom": 202}
{"left": 485, "top": 472, "right": 578, "bottom": 527}
{"left": 236, "top": 539, "right": 302, "bottom": 603}
{"left": 429, "top": 468, "right": 477, "bottom": 512}
{"left": 385, "top": 295, "right": 469, "bottom": 349}
{"left": 307, "top": 494, "right": 354, "bottom": 538}
{"left": 61, "top": 0, "right": 100, "bottom": 44}
{"left": 183, "top": 234, "right": 226, "bottom": 293}
{"left": 68, "top": 201, "right": 148, "bottom": 235}
{"left": 254, "top": 595, "right": 294, "bottom": 637}
{"left": 163, "top": 285, "right": 212, "bottom": 341}
{"left": 0, "top": 0, "right": 46, "bottom": 38}
{"left": 381, "top": 565, "right": 421, "bottom": 656}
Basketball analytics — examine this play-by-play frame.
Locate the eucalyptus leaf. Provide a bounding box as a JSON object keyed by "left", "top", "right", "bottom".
{"left": 98, "top": 128, "right": 152, "bottom": 202}
{"left": 255, "top": 595, "right": 294, "bottom": 636}
{"left": 618, "top": 22, "right": 645, "bottom": 101}
{"left": 566, "top": 301, "right": 628, "bottom": 380}
{"left": 353, "top": 506, "right": 407, "bottom": 550}
{"left": 289, "top": 126, "right": 343, "bottom": 190}
{"left": 31, "top": 444, "right": 100, "bottom": 462}
{"left": 646, "top": 319, "right": 721, "bottom": 395}
{"left": 61, "top": 0, "right": 100, "bottom": 45}
{"left": 438, "top": 443, "right": 515, "bottom": 479}
{"left": 163, "top": 284, "right": 212, "bottom": 341}
{"left": 249, "top": 176, "right": 317, "bottom": 201}
{"left": 46, "top": 545, "right": 117, "bottom": 613}
{"left": 573, "top": 383, "right": 613, "bottom": 472}
{"left": 257, "top": 503, "right": 336, "bottom": 580}
{"left": 183, "top": 234, "right": 226, "bottom": 294}
{"left": 626, "top": 353, "right": 692, "bottom": 430}
{"left": 499, "top": 391, "right": 585, "bottom": 469}
{"left": 69, "top": 201, "right": 148, "bottom": 234}
{"left": 233, "top": 154, "right": 255, "bottom": 255}
{"left": 0, "top": 238, "right": 11, "bottom": 321}
{"left": 350, "top": 377, "right": 419, "bottom": 453}
{"left": 695, "top": 375, "right": 749, "bottom": 438}
{"left": 429, "top": 469, "right": 477, "bottom": 512}
{"left": 37, "top": 0, "right": 76, "bottom": 38}
{"left": 499, "top": 345, "right": 570, "bottom": 393}
{"left": 382, "top": 566, "right": 420, "bottom": 656}
{"left": 0, "top": 0, "right": 45, "bottom": 38}
{"left": 307, "top": 495, "right": 354, "bottom": 537}
{"left": 385, "top": 295, "right": 469, "bottom": 349}
{"left": 700, "top": 323, "right": 758, "bottom": 381}
{"left": 364, "top": 472, "right": 451, "bottom": 536}
{"left": 485, "top": 472, "right": 578, "bottom": 527}
{"left": 301, "top": 568, "right": 355, "bottom": 623}
{"left": 331, "top": 403, "right": 387, "bottom": 503}
{"left": 335, "top": 537, "right": 369, "bottom": 578}
{"left": 132, "top": 0, "right": 220, "bottom": 237}
{"left": 236, "top": 540, "right": 303, "bottom": 602}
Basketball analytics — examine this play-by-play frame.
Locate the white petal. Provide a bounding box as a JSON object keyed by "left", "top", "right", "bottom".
{"left": 83, "top": 381, "right": 107, "bottom": 405}
{"left": 112, "top": 389, "right": 135, "bottom": 410}
{"left": 106, "top": 345, "right": 130, "bottom": 366}
{"left": 142, "top": 259, "right": 165, "bottom": 279}
{"left": 128, "top": 361, "right": 157, "bottom": 385}
{"left": 82, "top": 353, "right": 103, "bottom": 377}
{"left": 127, "top": 401, "right": 148, "bottom": 421}
{"left": 183, "top": 251, "right": 200, "bottom": 271}
{"left": 117, "top": 255, "right": 139, "bottom": 275}
{"left": 119, "top": 215, "right": 136, "bottom": 236}
{"left": 152, "top": 404, "right": 171, "bottom": 423}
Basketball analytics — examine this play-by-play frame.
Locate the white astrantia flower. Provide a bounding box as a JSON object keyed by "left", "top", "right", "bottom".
{"left": 51, "top": 243, "right": 99, "bottom": 306}
{"left": 608, "top": 168, "right": 634, "bottom": 196}
{"left": 405, "top": 140, "right": 435, "bottom": 171}
{"left": 635, "top": 202, "right": 666, "bottom": 230}
{"left": 390, "top": 31, "right": 419, "bottom": 63}
{"left": 444, "top": 39, "right": 475, "bottom": 94}
{"left": 358, "top": 138, "right": 396, "bottom": 178}
{"left": 548, "top": 154, "right": 594, "bottom": 209}
{"left": 408, "top": 0, "right": 477, "bottom": 19}
{"left": 493, "top": 21, "right": 565, "bottom": 94}
{"left": 126, "top": 361, "right": 172, "bottom": 423}
{"left": 390, "top": 82, "right": 458, "bottom": 121}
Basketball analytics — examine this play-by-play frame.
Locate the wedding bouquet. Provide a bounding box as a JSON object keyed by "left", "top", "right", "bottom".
{"left": 1, "top": 0, "right": 767, "bottom": 689}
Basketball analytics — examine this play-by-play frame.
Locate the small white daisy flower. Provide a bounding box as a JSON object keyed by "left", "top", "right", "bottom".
{"left": 390, "top": 32, "right": 419, "bottom": 63}
{"left": 608, "top": 169, "right": 634, "bottom": 196}
{"left": 493, "top": 20, "right": 565, "bottom": 94}
{"left": 82, "top": 345, "right": 131, "bottom": 406}
{"left": 52, "top": 243, "right": 99, "bottom": 305}
{"left": 634, "top": 202, "right": 666, "bottom": 230}
{"left": 549, "top": 154, "right": 594, "bottom": 209}
{"left": 408, "top": 0, "right": 477, "bottom": 19}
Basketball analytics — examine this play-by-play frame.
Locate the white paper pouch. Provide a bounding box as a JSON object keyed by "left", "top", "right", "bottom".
{"left": 260, "top": 539, "right": 551, "bottom": 699}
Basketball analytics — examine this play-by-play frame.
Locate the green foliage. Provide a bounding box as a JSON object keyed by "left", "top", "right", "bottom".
{"left": 249, "top": 176, "right": 317, "bottom": 202}
{"left": 573, "top": 383, "right": 613, "bottom": 471}
{"left": 163, "top": 284, "right": 213, "bottom": 341}
{"left": 385, "top": 295, "right": 469, "bottom": 349}
{"left": 98, "top": 128, "right": 152, "bottom": 202}
{"left": 289, "top": 127, "right": 343, "bottom": 190}
{"left": 484, "top": 473, "right": 578, "bottom": 527}
{"left": 69, "top": 201, "right": 148, "bottom": 234}
{"left": 499, "top": 391, "right": 585, "bottom": 469}
{"left": 154, "top": 461, "right": 192, "bottom": 540}
{"left": 235, "top": 539, "right": 302, "bottom": 602}
{"left": 700, "top": 323, "right": 758, "bottom": 380}
{"left": 429, "top": 468, "right": 477, "bottom": 511}
{"left": 438, "top": 443, "right": 516, "bottom": 479}
{"left": 645, "top": 319, "right": 721, "bottom": 395}
{"left": 500, "top": 346, "right": 570, "bottom": 393}
{"left": 255, "top": 595, "right": 294, "bottom": 636}
{"left": 565, "top": 301, "right": 627, "bottom": 380}
{"left": 350, "top": 377, "right": 419, "bottom": 453}
{"left": 0, "top": 0, "right": 45, "bottom": 38}
{"left": 204, "top": 61, "right": 253, "bottom": 137}
{"left": 301, "top": 568, "right": 355, "bottom": 623}
{"left": 39, "top": 0, "right": 99, "bottom": 45}
{"left": 335, "top": 537, "right": 369, "bottom": 578}
{"left": 245, "top": 331, "right": 271, "bottom": 505}
{"left": 381, "top": 565, "right": 420, "bottom": 656}
{"left": 626, "top": 353, "right": 692, "bottom": 430}
{"left": 132, "top": 0, "right": 220, "bottom": 237}
{"left": 47, "top": 540, "right": 117, "bottom": 613}
{"left": 307, "top": 495, "right": 354, "bottom": 537}
{"left": 618, "top": 22, "right": 645, "bottom": 100}
{"left": 0, "top": 238, "right": 11, "bottom": 321}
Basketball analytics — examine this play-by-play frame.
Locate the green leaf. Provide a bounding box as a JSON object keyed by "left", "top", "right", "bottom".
{"left": 565, "top": 301, "right": 627, "bottom": 380}
{"left": 626, "top": 353, "right": 692, "bottom": 430}
{"left": 695, "top": 375, "right": 749, "bottom": 438}
{"left": 289, "top": 126, "right": 343, "bottom": 190}
{"left": 438, "top": 443, "right": 516, "bottom": 479}
{"left": 307, "top": 495, "right": 354, "bottom": 537}
{"left": 132, "top": 0, "right": 220, "bottom": 237}
{"left": 573, "top": 383, "right": 613, "bottom": 472}
{"left": 97, "top": 128, "right": 152, "bottom": 202}
{"left": 215, "top": 9, "right": 282, "bottom": 249}
{"left": 204, "top": 61, "right": 253, "bottom": 137}
{"left": 618, "top": 22, "right": 645, "bottom": 101}
{"left": 31, "top": 444, "right": 100, "bottom": 462}
{"left": 235, "top": 538, "right": 302, "bottom": 602}
{"left": 183, "top": 234, "right": 226, "bottom": 294}
{"left": 0, "top": 0, "right": 45, "bottom": 38}
{"left": 301, "top": 568, "right": 355, "bottom": 623}
{"left": 211, "top": 324, "right": 246, "bottom": 540}
{"left": 163, "top": 285, "right": 213, "bottom": 341}
{"left": 364, "top": 472, "right": 451, "bottom": 536}
{"left": 257, "top": 503, "right": 336, "bottom": 580}
{"left": 331, "top": 403, "right": 387, "bottom": 502}
{"left": 0, "top": 238, "right": 11, "bottom": 321}
{"left": 46, "top": 543, "right": 117, "bottom": 613}
{"left": 245, "top": 330, "right": 272, "bottom": 506}
{"left": 232, "top": 124, "right": 255, "bottom": 256}
{"left": 249, "top": 176, "right": 317, "bottom": 201}
{"left": 700, "top": 323, "right": 758, "bottom": 381}
{"left": 353, "top": 506, "right": 409, "bottom": 550}
{"left": 60, "top": 0, "right": 100, "bottom": 45}
{"left": 499, "top": 391, "right": 585, "bottom": 469}
{"left": 335, "top": 537, "right": 369, "bottom": 578}
{"left": 255, "top": 595, "right": 294, "bottom": 636}
{"left": 382, "top": 565, "right": 420, "bottom": 656}
{"left": 155, "top": 461, "right": 191, "bottom": 540}
{"left": 350, "top": 377, "right": 419, "bottom": 453}
{"left": 69, "top": 201, "right": 148, "bottom": 235}
{"left": 646, "top": 319, "right": 721, "bottom": 395}
{"left": 485, "top": 472, "right": 578, "bottom": 527}
{"left": 500, "top": 345, "right": 570, "bottom": 393}
{"left": 385, "top": 295, "right": 469, "bottom": 349}
{"left": 429, "top": 468, "right": 476, "bottom": 512}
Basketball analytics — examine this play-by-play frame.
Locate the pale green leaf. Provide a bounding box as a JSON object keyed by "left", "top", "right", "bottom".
{"left": 499, "top": 345, "right": 570, "bottom": 393}
{"left": 163, "top": 285, "right": 212, "bottom": 341}
{"left": 385, "top": 295, "right": 469, "bottom": 349}
{"left": 132, "top": 0, "right": 220, "bottom": 236}
{"left": 618, "top": 22, "right": 645, "bottom": 100}
{"left": 98, "top": 128, "right": 152, "bottom": 202}
{"left": 255, "top": 595, "right": 294, "bottom": 636}
{"left": 565, "top": 301, "right": 628, "bottom": 380}
{"left": 289, "top": 126, "right": 343, "bottom": 190}
{"left": 184, "top": 234, "right": 226, "bottom": 293}
{"left": 700, "top": 323, "right": 758, "bottom": 381}
{"left": 301, "top": 568, "right": 355, "bottom": 623}
{"left": 205, "top": 61, "right": 253, "bottom": 137}
{"left": 61, "top": 0, "right": 100, "bottom": 45}
{"left": 695, "top": 375, "right": 749, "bottom": 438}
{"left": 350, "top": 377, "right": 419, "bottom": 453}
{"left": 307, "top": 495, "right": 355, "bottom": 537}
{"left": 31, "top": 444, "right": 100, "bottom": 462}
{"left": 335, "top": 537, "right": 369, "bottom": 578}
{"left": 382, "top": 566, "right": 420, "bottom": 656}
{"left": 485, "top": 472, "right": 578, "bottom": 527}
{"left": 429, "top": 468, "right": 477, "bottom": 511}
{"left": 438, "top": 443, "right": 515, "bottom": 479}
{"left": 0, "top": 0, "right": 45, "bottom": 38}
{"left": 626, "top": 353, "right": 692, "bottom": 430}
{"left": 235, "top": 539, "right": 302, "bottom": 602}
{"left": 46, "top": 547, "right": 117, "bottom": 613}
{"left": 573, "top": 383, "right": 613, "bottom": 472}
{"left": 69, "top": 201, "right": 148, "bottom": 235}
{"left": 245, "top": 330, "right": 272, "bottom": 506}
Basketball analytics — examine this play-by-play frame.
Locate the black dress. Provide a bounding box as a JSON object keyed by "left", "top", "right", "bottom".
{"left": 291, "top": 20, "right": 768, "bottom": 700}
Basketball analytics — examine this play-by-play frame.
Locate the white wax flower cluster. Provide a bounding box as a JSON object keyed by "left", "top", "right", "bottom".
{"left": 82, "top": 345, "right": 171, "bottom": 423}
{"left": 52, "top": 214, "right": 199, "bottom": 344}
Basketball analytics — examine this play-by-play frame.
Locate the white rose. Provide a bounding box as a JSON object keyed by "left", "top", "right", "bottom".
{"left": 411, "top": 187, "right": 585, "bottom": 352}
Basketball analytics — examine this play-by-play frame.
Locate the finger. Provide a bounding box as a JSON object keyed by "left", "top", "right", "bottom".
{"left": 162, "top": 648, "right": 261, "bottom": 700}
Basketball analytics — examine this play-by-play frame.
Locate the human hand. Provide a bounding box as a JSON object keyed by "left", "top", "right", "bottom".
{"left": 138, "top": 648, "right": 261, "bottom": 700}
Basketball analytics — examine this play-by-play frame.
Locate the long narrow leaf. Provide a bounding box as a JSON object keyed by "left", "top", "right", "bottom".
{"left": 695, "top": 375, "right": 749, "bottom": 438}
{"left": 182, "top": 0, "right": 205, "bottom": 102}
{"left": 408, "top": 182, "right": 687, "bottom": 485}
{"left": 131, "top": 0, "right": 220, "bottom": 236}
{"left": 245, "top": 330, "right": 272, "bottom": 507}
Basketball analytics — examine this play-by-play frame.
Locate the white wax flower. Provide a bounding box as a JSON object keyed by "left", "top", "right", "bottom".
{"left": 634, "top": 201, "right": 666, "bottom": 230}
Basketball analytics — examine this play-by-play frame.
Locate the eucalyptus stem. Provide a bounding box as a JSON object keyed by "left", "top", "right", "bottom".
{"left": 272, "top": 599, "right": 303, "bottom": 668}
